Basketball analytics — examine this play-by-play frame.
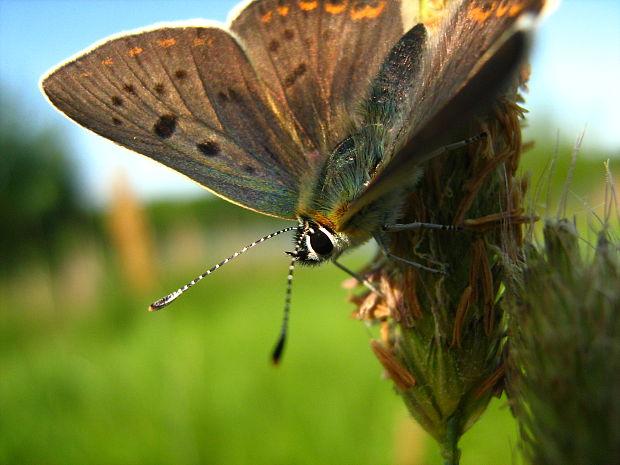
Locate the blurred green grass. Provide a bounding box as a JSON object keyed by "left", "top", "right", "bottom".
{"left": 1, "top": 235, "right": 523, "bottom": 465}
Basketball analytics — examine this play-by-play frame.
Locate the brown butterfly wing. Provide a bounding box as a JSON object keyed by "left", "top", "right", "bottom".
{"left": 401, "top": 0, "right": 547, "bottom": 140}
{"left": 42, "top": 25, "right": 309, "bottom": 219}
{"left": 230, "top": 0, "right": 407, "bottom": 153}
{"left": 339, "top": 0, "right": 547, "bottom": 227}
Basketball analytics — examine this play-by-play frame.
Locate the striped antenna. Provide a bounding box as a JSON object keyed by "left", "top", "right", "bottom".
{"left": 149, "top": 226, "right": 297, "bottom": 311}
{"left": 271, "top": 228, "right": 305, "bottom": 364}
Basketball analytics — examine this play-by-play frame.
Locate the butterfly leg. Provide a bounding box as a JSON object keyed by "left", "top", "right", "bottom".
{"left": 373, "top": 233, "right": 446, "bottom": 275}
{"left": 333, "top": 260, "right": 383, "bottom": 296}
{"left": 383, "top": 222, "right": 461, "bottom": 232}
{"left": 415, "top": 132, "right": 487, "bottom": 163}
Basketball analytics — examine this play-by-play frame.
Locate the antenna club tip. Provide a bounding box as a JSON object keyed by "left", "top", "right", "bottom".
{"left": 271, "top": 336, "right": 286, "bottom": 365}
{"left": 149, "top": 300, "right": 167, "bottom": 311}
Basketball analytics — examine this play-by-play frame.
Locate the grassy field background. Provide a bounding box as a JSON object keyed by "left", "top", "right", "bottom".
{"left": 1, "top": 233, "right": 524, "bottom": 465}
{"left": 0, "top": 179, "right": 538, "bottom": 465}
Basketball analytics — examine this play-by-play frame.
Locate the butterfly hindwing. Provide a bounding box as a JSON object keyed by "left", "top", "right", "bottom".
{"left": 230, "top": 0, "right": 407, "bottom": 153}
{"left": 41, "top": 24, "right": 309, "bottom": 219}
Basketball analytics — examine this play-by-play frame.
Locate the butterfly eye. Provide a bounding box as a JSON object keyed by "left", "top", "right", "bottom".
{"left": 308, "top": 228, "right": 335, "bottom": 256}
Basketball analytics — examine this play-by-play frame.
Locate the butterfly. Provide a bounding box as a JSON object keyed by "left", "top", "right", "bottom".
{"left": 41, "top": 0, "right": 549, "bottom": 361}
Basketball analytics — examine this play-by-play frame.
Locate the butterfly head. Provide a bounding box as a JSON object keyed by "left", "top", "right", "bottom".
{"left": 287, "top": 220, "right": 352, "bottom": 265}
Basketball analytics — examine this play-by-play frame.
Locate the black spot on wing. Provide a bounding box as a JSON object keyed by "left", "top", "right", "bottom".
{"left": 154, "top": 83, "right": 165, "bottom": 95}
{"left": 283, "top": 29, "right": 294, "bottom": 41}
{"left": 123, "top": 84, "right": 136, "bottom": 94}
{"left": 174, "top": 69, "right": 188, "bottom": 80}
{"left": 217, "top": 88, "right": 242, "bottom": 103}
{"left": 268, "top": 40, "right": 280, "bottom": 53}
{"left": 196, "top": 140, "right": 220, "bottom": 157}
{"left": 284, "top": 63, "right": 308, "bottom": 88}
{"left": 228, "top": 88, "right": 240, "bottom": 101}
{"left": 153, "top": 114, "right": 177, "bottom": 139}
{"left": 112, "top": 117, "right": 122, "bottom": 126}
{"left": 111, "top": 96, "right": 123, "bottom": 106}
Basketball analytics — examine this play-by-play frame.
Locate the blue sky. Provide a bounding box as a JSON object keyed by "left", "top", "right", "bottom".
{"left": 1, "top": 0, "right": 619, "bottom": 205}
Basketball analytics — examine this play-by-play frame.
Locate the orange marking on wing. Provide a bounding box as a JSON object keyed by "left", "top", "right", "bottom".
{"left": 261, "top": 10, "right": 273, "bottom": 22}
{"left": 299, "top": 0, "right": 318, "bottom": 11}
{"left": 509, "top": 4, "right": 524, "bottom": 16}
{"left": 325, "top": 1, "right": 347, "bottom": 14}
{"left": 102, "top": 57, "right": 114, "bottom": 66}
{"left": 467, "top": 5, "right": 494, "bottom": 23}
{"left": 495, "top": 4, "right": 508, "bottom": 16}
{"left": 157, "top": 38, "right": 177, "bottom": 48}
{"left": 350, "top": 1, "right": 386, "bottom": 21}
{"left": 193, "top": 37, "right": 214, "bottom": 46}
{"left": 129, "top": 47, "right": 143, "bottom": 57}
{"left": 80, "top": 72, "right": 92, "bottom": 77}
{"left": 277, "top": 5, "right": 290, "bottom": 15}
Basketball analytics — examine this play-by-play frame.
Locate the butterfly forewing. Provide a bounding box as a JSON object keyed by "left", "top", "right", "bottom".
{"left": 230, "top": 0, "right": 407, "bottom": 153}
{"left": 42, "top": 25, "right": 309, "bottom": 219}
{"left": 402, "top": 0, "right": 545, "bottom": 137}
{"left": 339, "top": 0, "right": 547, "bottom": 227}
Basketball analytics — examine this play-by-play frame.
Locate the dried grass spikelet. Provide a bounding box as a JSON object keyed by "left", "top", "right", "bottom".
{"left": 351, "top": 82, "right": 535, "bottom": 463}
{"left": 106, "top": 170, "right": 158, "bottom": 293}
